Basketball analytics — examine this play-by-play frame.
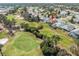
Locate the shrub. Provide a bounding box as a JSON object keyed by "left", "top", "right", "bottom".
{"left": 40, "top": 34, "right": 61, "bottom": 56}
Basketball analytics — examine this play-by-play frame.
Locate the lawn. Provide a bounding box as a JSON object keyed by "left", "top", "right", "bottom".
{"left": 2, "top": 32, "right": 43, "bottom": 56}
{"left": 13, "top": 32, "right": 39, "bottom": 52}
{"left": 15, "top": 19, "right": 26, "bottom": 25}
{"left": 39, "top": 27, "right": 54, "bottom": 38}
{"left": 39, "top": 23, "right": 76, "bottom": 49}
{"left": 6, "top": 14, "right": 15, "bottom": 21}
{"left": 0, "top": 32, "right": 7, "bottom": 39}
{"left": 52, "top": 28, "right": 76, "bottom": 48}
{"left": 2, "top": 21, "right": 76, "bottom": 56}
{"left": 58, "top": 35, "right": 75, "bottom": 48}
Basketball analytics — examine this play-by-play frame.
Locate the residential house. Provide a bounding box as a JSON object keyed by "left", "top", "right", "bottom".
{"left": 69, "top": 29, "right": 79, "bottom": 39}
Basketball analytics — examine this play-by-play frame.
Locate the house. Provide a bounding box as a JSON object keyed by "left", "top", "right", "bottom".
{"left": 43, "top": 17, "right": 49, "bottom": 23}
{"left": 73, "top": 18, "right": 79, "bottom": 23}
{"left": 49, "top": 15, "right": 57, "bottom": 24}
{"left": 60, "top": 10, "right": 68, "bottom": 17}
{"left": 52, "top": 19, "right": 75, "bottom": 32}
{"left": 40, "top": 14, "right": 49, "bottom": 23}
{"left": 51, "top": 21, "right": 66, "bottom": 29}
{"left": 69, "top": 29, "right": 79, "bottom": 39}
{"left": 61, "top": 24, "right": 75, "bottom": 32}
{"left": 0, "top": 9, "right": 8, "bottom": 15}
{"left": 0, "top": 28, "right": 3, "bottom": 32}
{"left": 0, "top": 24, "right": 4, "bottom": 32}
{"left": 15, "top": 15, "right": 24, "bottom": 20}
{"left": 23, "top": 13, "right": 32, "bottom": 20}
{"left": 71, "top": 15, "right": 79, "bottom": 23}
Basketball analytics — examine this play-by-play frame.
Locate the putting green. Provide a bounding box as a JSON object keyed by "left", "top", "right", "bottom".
{"left": 2, "top": 32, "right": 43, "bottom": 56}
{"left": 13, "top": 32, "right": 39, "bottom": 52}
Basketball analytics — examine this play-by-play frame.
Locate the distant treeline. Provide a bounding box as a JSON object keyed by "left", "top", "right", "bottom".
{"left": 0, "top": 3, "right": 79, "bottom": 7}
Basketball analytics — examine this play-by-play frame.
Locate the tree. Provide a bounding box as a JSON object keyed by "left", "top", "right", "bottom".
{"left": 0, "top": 44, "right": 4, "bottom": 56}
{"left": 67, "top": 11, "right": 70, "bottom": 15}
{"left": 0, "top": 14, "right": 6, "bottom": 23}
{"left": 40, "top": 35, "right": 61, "bottom": 56}
{"left": 69, "top": 15, "right": 75, "bottom": 23}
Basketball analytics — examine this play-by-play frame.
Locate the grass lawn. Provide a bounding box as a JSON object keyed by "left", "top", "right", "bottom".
{"left": 13, "top": 32, "right": 39, "bottom": 52}
{"left": 2, "top": 21, "right": 76, "bottom": 56}
{"left": 58, "top": 35, "right": 75, "bottom": 48}
{"left": 15, "top": 19, "right": 26, "bottom": 25}
{"left": 6, "top": 14, "right": 15, "bottom": 21}
{"left": 2, "top": 32, "right": 43, "bottom": 56}
{"left": 39, "top": 27, "right": 54, "bottom": 38}
{"left": 0, "top": 32, "right": 7, "bottom": 39}
{"left": 52, "top": 29, "right": 76, "bottom": 48}
{"left": 39, "top": 23, "right": 76, "bottom": 49}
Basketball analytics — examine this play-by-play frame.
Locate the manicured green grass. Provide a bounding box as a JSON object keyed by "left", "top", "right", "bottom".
{"left": 40, "top": 22, "right": 50, "bottom": 28}
{"left": 0, "top": 32, "right": 7, "bottom": 39}
{"left": 2, "top": 21, "right": 76, "bottom": 55}
{"left": 29, "top": 22, "right": 40, "bottom": 28}
{"left": 58, "top": 35, "right": 75, "bottom": 48}
{"left": 39, "top": 27, "right": 54, "bottom": 38}
{"left": 2, "top": 32, "right": 43, "bottom": 56}
{"left": 26, "top": 22, "right": 43, "bottom": 29}
{"left": 13, "top": 32, "right": 39, "bottom": 52}
{"left": 52, "top": 29, "right": 75, "bottom": 48}
{"left": 39, "top": 23, "right": 75, "bottom": 48}
{"left": 6, "top": 14, "right": 15, "bottom": 21}
{"left": 15, "top": 19, "right": 27, "bottom": 25}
